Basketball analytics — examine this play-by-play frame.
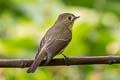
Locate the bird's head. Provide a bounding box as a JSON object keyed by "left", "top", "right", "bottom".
{"left": 56, "top": 13, "right": 79, "bottom": 27}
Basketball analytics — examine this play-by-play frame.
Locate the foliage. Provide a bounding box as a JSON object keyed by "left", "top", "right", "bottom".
{"left": 0, "top": 0, "right": 120, "bottom": 80}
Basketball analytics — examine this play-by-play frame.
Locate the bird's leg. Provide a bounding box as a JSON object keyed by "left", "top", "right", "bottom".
{"left": 62, "top": 54, "right": 68, "bottom": 59}
{"left": 62, "top": 53, "right": 69, "bottom": 66}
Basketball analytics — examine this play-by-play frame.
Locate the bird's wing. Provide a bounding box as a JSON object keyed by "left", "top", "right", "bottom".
{"left": 44, "top": 39, "right": 71, "bottom": 65}
{"left": 27, "top": 37, "right": 47, "bottom": 73}
{"left": 35, "top": 37, "right": 46, "bottom": 59}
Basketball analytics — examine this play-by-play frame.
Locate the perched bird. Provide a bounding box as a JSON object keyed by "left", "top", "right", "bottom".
{"left": 27, "top": 13, "right": 79, "bottom": 73}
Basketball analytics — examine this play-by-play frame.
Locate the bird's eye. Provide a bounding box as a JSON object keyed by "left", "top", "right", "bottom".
{"left": 68, "top": 16, "right": 72, "bottom": 20}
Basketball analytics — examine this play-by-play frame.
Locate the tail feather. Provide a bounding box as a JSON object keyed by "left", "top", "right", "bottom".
{"left": 27, "top": 49, "right": 46, "bottom": 73}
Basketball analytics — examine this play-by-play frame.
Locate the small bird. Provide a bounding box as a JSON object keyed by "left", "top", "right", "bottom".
{"left": 27, "top": 13, "right": 79, "bottom": 73}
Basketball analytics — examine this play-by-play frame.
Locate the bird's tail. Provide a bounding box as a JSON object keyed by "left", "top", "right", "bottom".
{"left": 27, "top": 49, "right": 46, "bottom": 73}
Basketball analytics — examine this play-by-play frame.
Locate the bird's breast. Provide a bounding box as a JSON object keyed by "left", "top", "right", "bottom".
{"left": 45, "top": 24, "right": 72, "bottom": 42}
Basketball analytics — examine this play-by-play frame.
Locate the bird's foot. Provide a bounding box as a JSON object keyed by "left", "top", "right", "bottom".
{"left": 62, "top": 54, "right": 69, "bottom": 66}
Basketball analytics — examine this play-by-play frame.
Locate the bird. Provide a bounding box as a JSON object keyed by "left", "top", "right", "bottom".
{"left": 27, "top": 13, "right": 79, "bottom": 73}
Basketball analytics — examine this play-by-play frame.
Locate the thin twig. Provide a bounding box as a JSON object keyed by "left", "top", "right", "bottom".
{"left": 0, "top": 56, "right": 120, "bottom": 68}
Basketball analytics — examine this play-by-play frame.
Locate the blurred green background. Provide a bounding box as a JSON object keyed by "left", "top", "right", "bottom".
{"left": 0, "top": 0, "right": 120, "bottom": 80}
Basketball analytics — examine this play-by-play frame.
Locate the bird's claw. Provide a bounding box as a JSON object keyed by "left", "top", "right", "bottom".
{"left": 62, "top": 54, "right": 69, "bottom": 66}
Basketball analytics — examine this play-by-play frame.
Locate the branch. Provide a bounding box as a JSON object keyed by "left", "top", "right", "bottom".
{"left": 0, "top": 56, "right": 120, "bottom": 68}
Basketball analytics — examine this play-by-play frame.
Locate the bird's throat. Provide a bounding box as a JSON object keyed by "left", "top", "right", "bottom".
{"left": 68, "top": 25, "right": 73, "bottom": 32}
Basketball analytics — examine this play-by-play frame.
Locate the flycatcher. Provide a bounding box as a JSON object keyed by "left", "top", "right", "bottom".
{"left": 27, "top": 13, "right": 79, "bottom": 73}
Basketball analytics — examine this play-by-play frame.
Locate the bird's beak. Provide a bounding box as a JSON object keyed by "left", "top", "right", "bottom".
{"left": 73, "top": 16, "right": 80, "bottom": 21}
{"left": 75, "top": 16, "right": 80, "bottom": 19}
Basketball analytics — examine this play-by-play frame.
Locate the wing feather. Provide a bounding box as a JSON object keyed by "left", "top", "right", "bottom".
{"left": 44, "top": 39, "right": 71, "bottom": 64}
{"left": 35, "top": 37, "right": 46, "bottom": 58}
